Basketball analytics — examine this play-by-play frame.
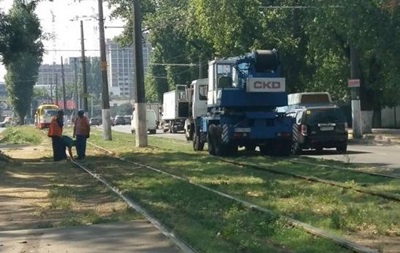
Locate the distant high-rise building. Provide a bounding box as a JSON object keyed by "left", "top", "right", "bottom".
{"left": 106, "top": 33, "right": 152, "bottom": 98}
{"left": 106, "top": 39, "right": 133, "bottom": 98}
{"left": 35, "top": 56, "right": 101, "bottom": 98}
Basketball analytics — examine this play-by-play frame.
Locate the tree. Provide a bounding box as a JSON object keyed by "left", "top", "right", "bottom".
{"left": 106, "top": 0, "right": 400, "bottom": 131}
{"left": 2, "top": 0, "right": 44, "bottom": 124}
{"left": 86, "top": 57, "right": 102, "bottom": 96}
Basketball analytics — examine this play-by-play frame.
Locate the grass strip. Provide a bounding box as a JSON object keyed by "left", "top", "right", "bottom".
{"left": 83, "top": 156, "right": 352, "bottom": 253}
{"left": 87, "top": 130, "right": 400, "bottom": 241}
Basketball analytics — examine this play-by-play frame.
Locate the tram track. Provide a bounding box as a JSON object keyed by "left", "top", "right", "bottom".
{"left": 70, "top": 158, "right": 197, "bottom": 253}
{"left": 220, "top": 157, "right": 400, "bottom": 202}
{"left": 87, "top": 142, "right": 381, "bottom": 253}
{"left": 287, "top": 157, "right": 400, "bottom": 180}
{"left": 3, "top": 128, "right": 394, "bottom": 252}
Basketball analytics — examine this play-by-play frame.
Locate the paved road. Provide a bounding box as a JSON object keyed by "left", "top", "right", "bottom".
{"left": 302, "top": 144, "right": 400, "bottom": 171}
{"left": 112, "top": 125, "right": 186, "bottom": 141}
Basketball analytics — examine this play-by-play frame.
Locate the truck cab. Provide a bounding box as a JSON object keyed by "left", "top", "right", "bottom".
{"left": 193, "top": 50, "right": 293, "bottom": 156}
{"left": 184, "top": 78, "right": 208, "bottom": 141}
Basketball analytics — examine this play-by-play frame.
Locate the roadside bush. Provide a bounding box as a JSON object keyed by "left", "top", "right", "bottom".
{"left": 0, "top": 126, "right": 42, "bottom": 144}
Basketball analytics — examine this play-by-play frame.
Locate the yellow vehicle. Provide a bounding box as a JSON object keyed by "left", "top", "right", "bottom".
{"left": 35, "top": 104, "right": 59, "bottom": 129}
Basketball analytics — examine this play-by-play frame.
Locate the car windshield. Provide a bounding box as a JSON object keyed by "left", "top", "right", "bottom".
{"left": 44, "top": 109, "right": 58, "bottom": 116}
{"left": 305, "top": 108, "right": 346, "bottom": 124}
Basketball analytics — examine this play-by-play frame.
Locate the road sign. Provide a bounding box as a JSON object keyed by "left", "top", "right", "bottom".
{"left": 348, "top": 79, "right": 360, "bottom": 88}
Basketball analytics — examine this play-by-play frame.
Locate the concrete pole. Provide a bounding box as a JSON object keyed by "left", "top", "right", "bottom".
{"left": 80, "top": 20, "right": 89, "bottom": 114}
{"left": 74, "top": 58, "right": 79, "bottom": 114}
{"left": 61, "top": 57, "right": 67, "bottom": 113}
{"left": 98, "top": 0, "right": 112, "bottom": 140}
{"left": 133, "top": 0, "right": 147, "bottom": 147}
{"left": 55, "top": 72, "right": 58, "bottom": 106}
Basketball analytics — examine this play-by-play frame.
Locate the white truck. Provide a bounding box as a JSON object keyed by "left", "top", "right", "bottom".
{"left": 146, "top": 103, "right": 161, "bottom": 127}
{"left": 161, "top": 85, "right": 190, "bottom": 133}
{"left": 184, "top": 78, "right": 208, "bottom": 140}
{"left": 288, "top": 92, "right": 332, "bottom": 106}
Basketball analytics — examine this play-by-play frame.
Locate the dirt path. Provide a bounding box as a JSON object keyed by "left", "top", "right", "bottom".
{"left": 0, "top": 141, "right": 141, "bottom": 232}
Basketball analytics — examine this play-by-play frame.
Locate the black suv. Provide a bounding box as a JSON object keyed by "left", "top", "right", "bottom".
{"left": 287, "top": 105, "right": 348, "bottom": 154}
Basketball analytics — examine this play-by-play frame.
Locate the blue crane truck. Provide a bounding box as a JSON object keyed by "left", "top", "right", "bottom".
{"left": 192, "top": 49, "right": 293, "bottom": 156}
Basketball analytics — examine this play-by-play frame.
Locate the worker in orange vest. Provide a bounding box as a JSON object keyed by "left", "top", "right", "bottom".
{"left": 48, "top": 110, "right": 67, "bottom": 161}
{"left": 73, "top": 110, "right": 90, "bottom": 160}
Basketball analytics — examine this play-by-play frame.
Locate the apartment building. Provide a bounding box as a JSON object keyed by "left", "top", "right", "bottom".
{"left": 106, "top": 31, "right": 152, "bottom": 97}
{"left": 35, "top": 33, "right": 153, "bottom": 98}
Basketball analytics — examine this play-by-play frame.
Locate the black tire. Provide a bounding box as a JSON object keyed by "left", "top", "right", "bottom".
{"left": 193, "top": 132, "right": 204, "bottom": 151}
{"left": 245, "top": 145, "right": 256, "bottom": 152}
{"left": 149, "top": 129, "right": 156, "bottom": 134}
{"left": 207, "top": 124, "right": 218, "bottom": 155}
{"left": 259, "top": 145, "right": 269, "bottom": 155}
{"left": 315, "top": 147, "right": 323, "bottom": 153}
{"left": 277, "top": 140, "right": 292, "bottom": 156}
{"left": 336, "top": 143, "right": 347, "bottom": 153}
{"left": 291, "top": 141, "right": 301, "bottom": 155}
{"left": 186, "top": 128, "right": 194, "bottom": 141}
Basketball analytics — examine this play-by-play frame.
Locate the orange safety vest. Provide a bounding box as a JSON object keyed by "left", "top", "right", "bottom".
{"left": 48, "top": 117, "right": 62, "bottom": 137}
{"left": 74, "top": 116, "right": 90, "bottom": 136}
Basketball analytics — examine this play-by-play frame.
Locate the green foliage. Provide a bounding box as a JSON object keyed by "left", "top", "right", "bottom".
{"left": 86, "top": 57, "right": 102, "bottom": 96}
{"left": 111, "top": 102, "right": 133, "bottom": 117}
{"left": 106, "top": 0, "right": 400, "bottom": 113}
{"left": 0, "top": 126, "right": 42, "bottom": 144}
{"left": 2, "top": 0, "right": 44, "bottom": 124}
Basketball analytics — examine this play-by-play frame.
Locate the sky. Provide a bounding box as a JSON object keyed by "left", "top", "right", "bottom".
{"left": 0, "top": 0, "right": 126, "bottom": 82}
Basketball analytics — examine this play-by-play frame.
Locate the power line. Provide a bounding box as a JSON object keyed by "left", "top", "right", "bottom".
{"left": 150, "top": 63, "right": 198, "bottom": 67}
{"left": 260, "top": 5, "right": 342, "bottom": 9}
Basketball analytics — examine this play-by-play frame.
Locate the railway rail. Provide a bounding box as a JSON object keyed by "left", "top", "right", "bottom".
{"left": 288, "top": 157, "right": 400, "bottom": 180}
{"left": 86, "top": 142, "right": 380, "bottom": 253}
{"left": 220, "top": 157, "right": 400, "bottom": 202}
{"left": 2, "top": 131, "right": 396, "bottom": 252}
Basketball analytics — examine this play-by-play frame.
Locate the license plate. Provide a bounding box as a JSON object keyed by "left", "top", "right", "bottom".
{"left": 320, "top": 126, "right": 334, "bottom": 131}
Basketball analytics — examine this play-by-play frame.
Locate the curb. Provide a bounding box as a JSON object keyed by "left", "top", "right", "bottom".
{"left": 348, "top": 134, "right": 400, "bottom": 145}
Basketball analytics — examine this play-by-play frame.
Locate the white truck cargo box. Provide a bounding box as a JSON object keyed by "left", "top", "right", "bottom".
{"left": 288, "top": 92, "right": 332, "bottom": 106}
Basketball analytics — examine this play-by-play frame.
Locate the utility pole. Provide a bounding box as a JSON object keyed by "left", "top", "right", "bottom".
{"left": 98, "top": 0, "right": 112, "bottom": 140}
{"left": 80, "top": 20, "right": 89, "bottom": 114}
{"left": 61, "top": 57, "right": 67, "bottom": 113}
{"left": 55, "top": 72, "right": 58, "bottom": 107}
{"left": 74, "top": 58, "right": 79, "bottom": 114}
{"left": 133, "top": 0, "right": 147, "bottom": 147}
{"left": 198, "top": 55, "right": 203, "bottom": 78}
{"left": 50, "top": 78, "right": 54, "bottom": 103}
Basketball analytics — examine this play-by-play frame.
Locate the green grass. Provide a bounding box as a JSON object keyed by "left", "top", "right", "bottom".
{"left": 0, "top": 126, "right": 43, "bottom": 144}
{"left": 83, "top": 156, "right": 350, "bottom": 253}
{"left": 11, "top": 127, "right": 395, "bottom": 251}
{"left": 83, "top": 130, "right": 400, "bottom": 250}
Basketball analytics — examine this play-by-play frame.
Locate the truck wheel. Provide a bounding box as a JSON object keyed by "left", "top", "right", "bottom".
{"left": 291, "top": 141, "right": 301, "bottom": 155}
{"left": 245, "top": 145, "right": 256, "bottom": 151}
{"left": 207, "top": 124, "right": 218, "bottom": 155}
{"left": 260, "top": 145, "right": 273, "bottom": 156}
{"left": 193, "top": 133, "right": 204, "bottom": 151}
{"left": 277, "top": 140, "right": 292, "bottom": 156}
{"left": 336, "top": 143, "right": 347, "bottom": 153}
{"left": 186, "top": 128, "right": 194, "bottom": 141}
{"left": 219, "top": 143, "right": 237, "bottom": 157}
